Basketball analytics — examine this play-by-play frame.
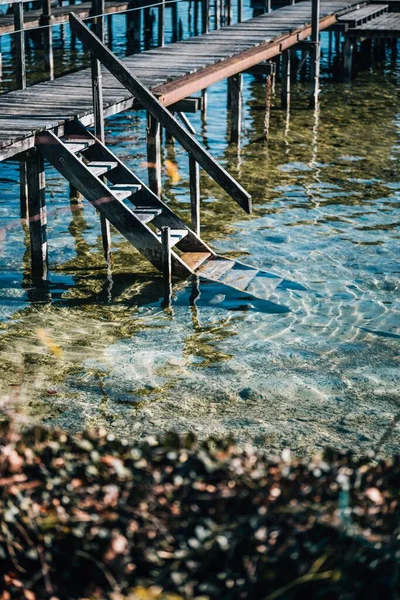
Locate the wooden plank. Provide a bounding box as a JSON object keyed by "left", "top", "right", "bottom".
{"left": 69, "top": 12, "right": 252, "bottom": 214}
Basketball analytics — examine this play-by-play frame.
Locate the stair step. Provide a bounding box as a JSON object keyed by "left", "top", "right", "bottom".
{"left": 133, "top": 207, "right": 162, "bottom": 224}
{"left": 181, "top": 252, "right": 212, "bottom": 271}
{"left": 197, "top": 257, "right": 235, "bottom": 280}
{"left": 110, "top": 183, "right": 142, "bottom": 201}
{"left": 86, "top": 161, "right": 118, "bottom": 177}
{"left": 219, "top": 265, "right": 258, "bottom": 291}
{"left": 156, "top": 229, "right": 188, "bottom": 248}
{"left": 62, "top": 137, "right": 96, "bottom": 154}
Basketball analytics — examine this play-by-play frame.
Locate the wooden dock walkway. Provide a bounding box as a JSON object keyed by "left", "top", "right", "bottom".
{"left": 0, "top": 0, "right": 359, "bottom": 161}
{"left": 347, "top": 11, "right": 400, "bottom": 33}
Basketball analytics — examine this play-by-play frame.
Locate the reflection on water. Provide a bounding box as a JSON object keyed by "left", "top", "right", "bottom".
{"left": 0, "top": 32, "right": 399, "bottom": 456}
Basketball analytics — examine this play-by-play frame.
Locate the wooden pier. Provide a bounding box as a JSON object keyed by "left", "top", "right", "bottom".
{"left": 0, "top": 0, "right": 361, "bottom": 160}
{"left": 0, "top": 0, "right": 399, "bottom": 304}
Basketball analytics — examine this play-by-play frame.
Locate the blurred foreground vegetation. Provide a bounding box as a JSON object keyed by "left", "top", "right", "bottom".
{"left": 0, "top": 424, "right": 399, "bottom": 599}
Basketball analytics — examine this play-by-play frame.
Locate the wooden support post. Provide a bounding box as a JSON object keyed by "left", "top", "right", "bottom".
{"left": 264, "top": 73, "right": 271, "bottom": 143}
{"left": 391, "top": 38, "right": 397, "bottom": 62}
{"left": 144, "top": 7, "right": 152, "bottom": 49}
{"left": 265, "top": 0, "right": 271, "bottom": 13}
{"left": 335, "top": 30, "right": 340, "bottom": 57}
{"left": 229, "top": 73, "right": 242, "bottom": 144}
{"left": 20, "top": 161, "right": 28, "bottom": 219}
{"left": 201, "top": 89, "right": 207, "bottom": 121}
{"left": 343, "top": 37, "right": 353, "bottom": 82}
{"left": 202, "top": 0, "right": 209, "bottom": 33}
{"left": 26, "top": 149, "right": 48, "bottom": 283}
{"left": 171, "top": 1, "right": 178, "bottom": 42}
{"left": 189, "top": 155, "right": 200, "bottom": 236}
{"left": 271, "top": 59, "right": 276, "bottom": 93}
{"left": 158, "top": 0, "right": 165, "bottom": 46}
{"left": 13, "top": 2, "right": 26, "bottom": 89}
{"left": 309, "top": 0, "right": 320, "bottom": 108}
{"left": 41, "top": 0, "right": 54, "bottom": 80}
{"left": 161, "top": 226, "right": 172, "bottom": 304}
{"left": 281, "top": 50, "right": 290, "bottom": 110}
{"left": 146, "top": 112, "right": 162, "bottom": 197}
{"left": 126, "top": 7, "right": 141, "bottom": 54}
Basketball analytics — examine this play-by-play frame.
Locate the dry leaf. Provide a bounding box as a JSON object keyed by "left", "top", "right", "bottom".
{"left": 164, "top": 159, "right": 181, "bottom": 184}
{"left": 36, "top": 328, "right": 63, "bottom": 358}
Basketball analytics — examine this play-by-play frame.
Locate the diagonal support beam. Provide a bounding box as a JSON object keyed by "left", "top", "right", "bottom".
{"left": 69, "top": 13, "right": 252, "bottom": 214}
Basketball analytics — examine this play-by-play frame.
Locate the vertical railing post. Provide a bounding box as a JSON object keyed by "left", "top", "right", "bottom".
{"left": 309, "top": 0, "right": 320, "bottom": 108}
{"left": 161, "top": 226, "right": 172, "bottom": 305}
{"left": 107, "top": 14, "right": 113, "bottom": 49}
{"left": 26, "top": 149, "right": 48, "bottom": 283}
{"left": 91, "top": 0, "right": 110, "bottom": 258}
{"left": 171, "top": 1, "right": 179, "bottom": 42}
{"left": 226, "top": 0, "right": 232, "bottom": 25}
{"left": 202, "top": 0, "right": 209, "bottom": 33}
{"left": 144, "top": 6, "right": 152, "bottom": 49}
{"left": 13, "top": 2, "right": 26, "bottom": 89}
{"left": 91, "top": 0, "right": 105, "bottom": 143}
{"left": 146, "top": 112, "right": 162, "bottom": 197}
{"left": 193, "top": 0, "right": 199, "bottom": 35}
{"left": 189, "top": 155, "right": 200, "bottom": 237}
{"left": 214, "top": 0, "right": 220, "bottom": 29}
{"left": 41, "top": 0, "right": 54, "bottom": 80}
{"left": 237, "top": 0, "right": 243, "bottom": 23}
{"left": 14, "top": 1, "right": 28, "bottom": 217}
{"left": 158, "top": 0, "right": 165, "bottom": 46}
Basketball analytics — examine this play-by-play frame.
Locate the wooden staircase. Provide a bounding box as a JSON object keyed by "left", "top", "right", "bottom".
{"left": 36, "top": 120, "right": 301, "bottom": 306}
{"left": 36, "top": 120, "right": 213, "bottom": 278}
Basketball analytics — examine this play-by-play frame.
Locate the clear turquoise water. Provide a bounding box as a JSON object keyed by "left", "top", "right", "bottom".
{"left": 0, "top": 11, "right": 399, "bottom": 455}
